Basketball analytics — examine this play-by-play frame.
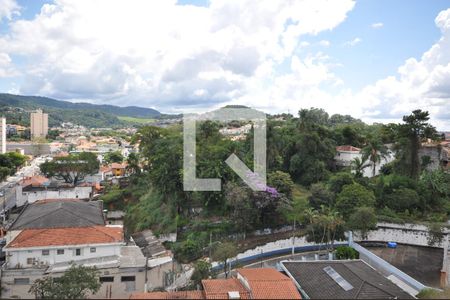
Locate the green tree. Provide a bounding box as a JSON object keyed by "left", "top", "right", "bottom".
{"left": 347, "top": 207, "right": 377, "bottom": 240}
{"left": 29, "top": 264, "right": 100, "bottom": 299}
{"left": 225, "top": 182, "right": 256, "bottom": 235}
{"left": 126, "top": 152, "right": 141, "bottom": 175}
{"left": 103, "top": 151, "right": 124, "bottom": 164}
{"left": 268, "top": 171, "right": 294, "bottom": 198}
{"left": 40, "top": 152, "right": 99, "bottom": 185}
{"left": 396, "top": 110, "right": 438, "bottom": 179}
{"left": 308, "top": 183, "right": 334, "bottom": 210}
{"left": 328, "top": 172, "right": 355, "bottom": 194}
{"left": 385, "top": 188, "right": 420, "bottom": 213}
{"left": 0, "top": 166, "right": 10, "bottom": 181}
{"left": 361, "top": 138, "right": 388, "bottom": 177}
{"left": 191, "top": 260, "right": 212, "bottom": 287}
{"left": 211, "top": 242, "right": 237, "bottom": 278}
{"left": 350, "top": 157, "right": 369, "bottom": 178}
{"left": 335, "top": 183, "right": 376, "bottom": 219}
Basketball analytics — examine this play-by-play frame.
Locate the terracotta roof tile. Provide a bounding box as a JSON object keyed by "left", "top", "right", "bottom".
{"left": 130, "top": 291, "right": 205, "bottom": 299}
{"left": 6, "top": 226, "right": 123, "bottom": 249}
{"left": 202, "top": 278, "right": 250, "bottom": 299}
{"left": 237, "top": 268, "right": 301, "bottom": 299}
{"left": 111, "top": 162, "right": 127, "bottom": 169}
{"left": 336, "top": 145, "right": 361, "bottom": 152}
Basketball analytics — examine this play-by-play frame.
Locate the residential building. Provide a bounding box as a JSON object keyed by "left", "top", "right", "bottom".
{"left": 30, "top": 109, "right": 48, "bottom": 139}
{"left": 1, "top": 117, "right": 6, "bottom": 154}
{"left": 281, "top": 260, "right": 413, "bottom": 299}
{"left": 7, "top": 199, "right": 105, "bottom": 233}
{"left": 130, "top": 268, "right": 302, "bottom": 299}
{"left": 111, "top": 162, "right": 128, "bottom": 177}
{"left": 2, "top": 199, "right": 173, "bottom": 298}
{"left": 14, "top": 184, "right": 95, "bottom": 207}
{"left": 334, "top": 145, "right": 395, "bottom": 177}
{"left": 4, "top": 225, "right": 124, "bottom": 268}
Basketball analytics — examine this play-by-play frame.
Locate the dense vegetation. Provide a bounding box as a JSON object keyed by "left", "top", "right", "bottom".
{"left": 0, "top": 93, "right": 165, "bottom": 128}
{"left": 0, "top": 152, "right": 28, "bottom": 181}
{"left": 102, "top": 108, "right": 448, "bottom": 263}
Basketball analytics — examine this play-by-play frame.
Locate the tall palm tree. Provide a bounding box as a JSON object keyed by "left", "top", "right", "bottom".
{"left": 350, "top": 157, "right": 370, "bottom": 177}
{"left": 361, "top": 139, "right": 389, "bottom": 177}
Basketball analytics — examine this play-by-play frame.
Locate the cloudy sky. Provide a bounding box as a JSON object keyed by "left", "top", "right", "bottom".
{"left": 0, "top": 0, "right": 449, "bottom": 130}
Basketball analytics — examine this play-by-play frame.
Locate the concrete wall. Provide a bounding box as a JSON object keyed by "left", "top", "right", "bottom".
{"left": 353, "top": 222, "right": 443, "bottom": 248}
{"left": 1, "top": 265, "right": 146, "bottom": 299}
{"left": 16, "top": 185, "right": 93, "bottom": 207}
{"left": 5, "top": 243, "right": 123, "bottom": 268}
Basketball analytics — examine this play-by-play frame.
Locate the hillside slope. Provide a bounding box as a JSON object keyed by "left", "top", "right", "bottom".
{"left": 0, "top": 93, "right": 162, "bottom": 128}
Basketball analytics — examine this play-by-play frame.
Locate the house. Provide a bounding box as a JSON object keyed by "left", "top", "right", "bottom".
{"left": 1, "top": 226, "right": 150, "bottom": 299}
{"left": 7, "top": 199, "right": 105, "bottom": 234}
{"left": 130, "top": 268, "right": 301, "bottom": 299}
{"left": 111, "top": 162, "right": 128, "bottom": 177}
{"left": 334, "top": 145, "right": 395, "bottom": 177}
{"left": 3, "top": 225, "right": 124, "bottom": 268}
{"left": 334, "top": 145, "right": 362, "bottom": 167}
{"left": 2, "top": 199, "right": 175, "bottom": 298}
{"left": 280, "top": 260, "right": 413, "bottom": 299}
{"left": 15, "top": 183, "right": 95, "bottom": 207}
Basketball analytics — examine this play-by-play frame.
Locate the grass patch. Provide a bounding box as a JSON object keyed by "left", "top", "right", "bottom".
{"left": 118, "top": 116, "right": 156, "bottom": 124}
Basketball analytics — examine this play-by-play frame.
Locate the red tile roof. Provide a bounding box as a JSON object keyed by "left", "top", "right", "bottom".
{"left": 111, "top": 162, "right": 127, "bottom": 169}
{"left": 237, "top": 268, "right": 301, "bottom": 299}
{"left": 20, "top": 175, "right": 49, "bottom": 187}
{"left": 336, "top": 145, "right": 361, "bottom": 152}
{"left": 202, "top": 278, "right": 250, "bottom": 299}
{"left": 6, "top": 226, "right": 123, "bottom": 249}
{"left": 130, "top": 291, "right": 205, "bottom": 299}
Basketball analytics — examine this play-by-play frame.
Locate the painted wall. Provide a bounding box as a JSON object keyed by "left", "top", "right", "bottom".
{"left": 5, "top": 243, "right": 123, "bottom": 268}
{"left": 16, "top": 185, "right": 93, "bottom": 207}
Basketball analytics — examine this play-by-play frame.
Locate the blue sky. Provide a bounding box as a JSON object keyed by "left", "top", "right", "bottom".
{"left": 0, "top": 0, "right": 449, "bottom": 129}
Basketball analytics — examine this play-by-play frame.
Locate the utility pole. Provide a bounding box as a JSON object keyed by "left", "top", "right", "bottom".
{"left": 209, "top": 232, "right": 212, "bottom": 259}
{"left": 144, "top": 255, "right": 149, "bottom": 292}
{"left": 291, "top": 218, "right": 296, "bottom": 259}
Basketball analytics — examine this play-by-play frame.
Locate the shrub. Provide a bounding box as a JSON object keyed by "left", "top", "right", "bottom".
{"left": 335, "top": 246, "right": 359, "bottom": 260}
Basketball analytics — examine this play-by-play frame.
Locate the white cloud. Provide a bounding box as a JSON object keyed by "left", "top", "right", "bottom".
{"left": 0, "top": 0, "right": 355, "bottom": 110}
{"left": 353, "top": 8, "right": 450, "bottom": 130}
{"left": 371, "top": 22, "right": 383, "bottom": 29}
{"left": 0, "top": 0, "right": 19, "bottom": 22}
{"left": 0, "top": 52, "right": 17, "bottom": 77}
{"left": 344, "top": 37, "right": 362, "bottom": 47}
{"left": 319, "top": 40, "right": 331, "bottom": 47}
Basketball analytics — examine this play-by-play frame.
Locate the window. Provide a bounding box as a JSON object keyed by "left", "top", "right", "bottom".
{"left": 121, "top": 276, "right": 136, "bottom": 292}
{"left": 74, "top": 248, "right": 82, "bottom": 256}
{"left": 57, "top": 249, "right": 64, "bottom": 255}
{"left": 26, "top": 258, "right": 34, "bottom": 265}
{"left": 90, "top": 247, "right": 96, "bottom": 253}
{"left": 14, "top": 278, "right": 30, "bottom": 285}
{"left": 100, "top": 276, "right": 114, "bottom": 283}
{"left": 42, "top": 250, "right": 50, "bottom": 256}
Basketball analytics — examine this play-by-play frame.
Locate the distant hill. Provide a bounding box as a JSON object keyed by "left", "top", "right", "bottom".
{"left": 0, "top": 93, "right": 164, "bottom": 128}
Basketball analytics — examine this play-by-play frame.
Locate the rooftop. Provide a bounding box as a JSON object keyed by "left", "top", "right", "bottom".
{"left": 281, "top": 260, "right": 413, "bottom": 299}
{"left": 202, "top": 278, "right": 251, "bottom": 299}
{"left": 5, "top": 225, "right": 123, "bottom": 249}
{"left": 8, "top": 199, "right": 105, "bottom": 230}
{"left": 129, "top": 268, "right": 300, "bottom": 299}
{"left": 336, "top": 145, "right": 361, "bottom": 152}
{"left": 237, "top": 268, "right": 301, "bottom": 299}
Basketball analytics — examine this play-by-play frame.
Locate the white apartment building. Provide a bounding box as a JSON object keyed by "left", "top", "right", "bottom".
{"left": 30, "top": 109, "right": 48, "bottom": 139}
{"left": 3, "top": 226, "right": 124, "bottom": 268}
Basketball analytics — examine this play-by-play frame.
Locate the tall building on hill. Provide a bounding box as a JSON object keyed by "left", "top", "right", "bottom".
{"left": 0, "top": 117, "right": 6, "bottom": 154}
{"left": 30, "top": 109, "right": 48, "bottom": 139}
